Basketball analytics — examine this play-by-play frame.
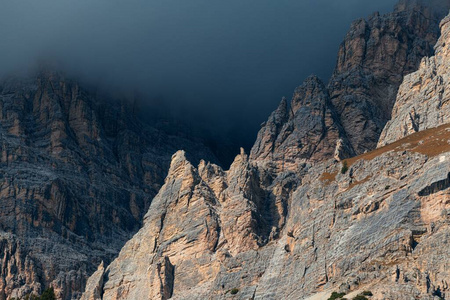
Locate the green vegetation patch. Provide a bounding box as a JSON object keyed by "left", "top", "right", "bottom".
{"left": 341, "top": 161, "right": 349, "bottom": 174}
{"left": 328, "top": 291, "right": 346, "bottom": 300}
{"left": 23, "top": 288, "right": 56, "bottom": 300}
{"left": 352, "top": 295, "right": 368, "bottom": 300}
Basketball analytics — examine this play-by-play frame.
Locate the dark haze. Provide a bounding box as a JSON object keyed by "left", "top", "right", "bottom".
{"left": 0, "top": 0, "right": 398, "bottom": 165}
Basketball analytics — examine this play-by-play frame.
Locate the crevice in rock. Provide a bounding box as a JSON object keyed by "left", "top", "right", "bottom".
{"left": 410, "top": 229, "right": 427, "bottom": 251}
{"left": 100, "top": 269, "right": 109, "bottom": 299}
{"left": 250, "top": 285, "right": 257, "bottom": 300}
{"left": 433, "top": 287, "right": 443, "bottom": 298}
{"left": 418, "top": 172, "right": 450, "bottom": 196}
{"left": 411, "top": 236, "right": 419, "bottom": 250}
{"left": 161, "top": 257, "right": 174, "bottom": 300}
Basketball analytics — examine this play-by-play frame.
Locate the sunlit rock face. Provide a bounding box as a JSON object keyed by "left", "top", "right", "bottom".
{"left": 0, "top": 71, "right": 217, "bottom": 300}
{"left": 3, "top": 1, "right": 450, "bottom": 299}
{"left": 84, "top": 128, "right": 450, "bottom": 299}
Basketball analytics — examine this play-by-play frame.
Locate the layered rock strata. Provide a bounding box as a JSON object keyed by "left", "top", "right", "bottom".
{"left": 4, "top": 1, "right": 450, "bottom": 299}
{"left": 0, "top": 71, "right": 216, "bottom": 299}
{"left": 329, "top": 0, "right": 450, "bottom": 153}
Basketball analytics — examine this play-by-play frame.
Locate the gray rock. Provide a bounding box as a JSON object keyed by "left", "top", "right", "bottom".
{"left": 252, "top": 0, "right": 450, "bottom": 168}
{"left": 82, "top": 5, "right": 450, "bottom": 300}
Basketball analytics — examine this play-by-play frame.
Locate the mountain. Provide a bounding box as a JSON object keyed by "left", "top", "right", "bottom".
{"left": 251, "top": 0, "right": 450, "bottom": 170}
{"left": 84, "top": 130, "right": 450, "bottom": 299}
{"left": 82, "top": 3, "right": 450, "bottom": 300}
{"left": 0, "top": 71, "right": 217, "bottom": 299}
{"left": 1, "top": 0, "right": 450, "bottom": 299}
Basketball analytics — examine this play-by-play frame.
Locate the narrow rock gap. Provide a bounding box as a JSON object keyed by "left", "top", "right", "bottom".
{"left": 418, "top": 172, "right": 450, "bottom": 196}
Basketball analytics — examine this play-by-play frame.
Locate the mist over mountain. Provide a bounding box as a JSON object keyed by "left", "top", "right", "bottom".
{"left": 1, "top": 0, "right": 450, "bottom": 299}
{"left": 0, "top": 0, "right": 397, "bottom": 165}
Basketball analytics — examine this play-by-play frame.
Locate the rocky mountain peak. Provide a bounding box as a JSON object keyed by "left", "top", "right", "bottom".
{"left": 166, "top": 150, "right": 191, "bottom": 177}
{"left": 251, "top": 0, "right": 450, "bottom": 168}
{"left": 251, "top": 75, "right": 353, "bottom": 170}
{"left": 84, "top": 58, "right": 450, "bottom": 300}
{"left": 231, "top": 147, "right": 248, "bottom": 165}
{"left": 291, "top": 75, "right": 327, "bottom": 111}
{"left": 3, "top": 1, "right": 450, "bottom": 300}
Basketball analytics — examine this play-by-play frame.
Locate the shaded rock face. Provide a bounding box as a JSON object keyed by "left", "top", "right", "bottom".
{"left": 329, "top": 0, "right": 450, "bottom": 154}
{"left": 378, "top": 15, "right": 450, "bottom": 146}
{"left": 250, "top": 76, "right": 354, "bottom": 170}
{"left": 0, "top": 71, "right": 217, "bottom": 299}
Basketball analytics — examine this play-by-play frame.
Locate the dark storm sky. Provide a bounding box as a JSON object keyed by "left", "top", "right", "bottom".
{"left": 0, "top": 0, "right": 398, "bottom": 151}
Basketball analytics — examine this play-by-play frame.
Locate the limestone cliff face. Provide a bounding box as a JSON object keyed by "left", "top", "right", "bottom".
{"left": 81, "top": 149, "right": 297, "bottom": 300}
{"left": 83, "top": 125, "right": 450, "bottom": 299}
{"left": 378, "top": 15, "right": 450, "bottom": 147}
{"left": 0, "top": 71, "right": 217, "bottom": 300}
{"left": 250, "top": 76, "right": 354, "bottom": 170}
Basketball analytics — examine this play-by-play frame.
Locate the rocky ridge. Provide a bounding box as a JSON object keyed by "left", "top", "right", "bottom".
{"left": 83, "top": 125, "right": 450, "bottom": 300}
{"left": 1, "top": 0, "right": 450, "bottom": 299}
{"left": 329, "top": 0, "right": 450, "bottom": 154}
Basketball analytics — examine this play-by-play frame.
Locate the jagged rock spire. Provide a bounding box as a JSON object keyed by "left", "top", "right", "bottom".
{"left": 250, "top": 75, "right": 354, "bottom": 170}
